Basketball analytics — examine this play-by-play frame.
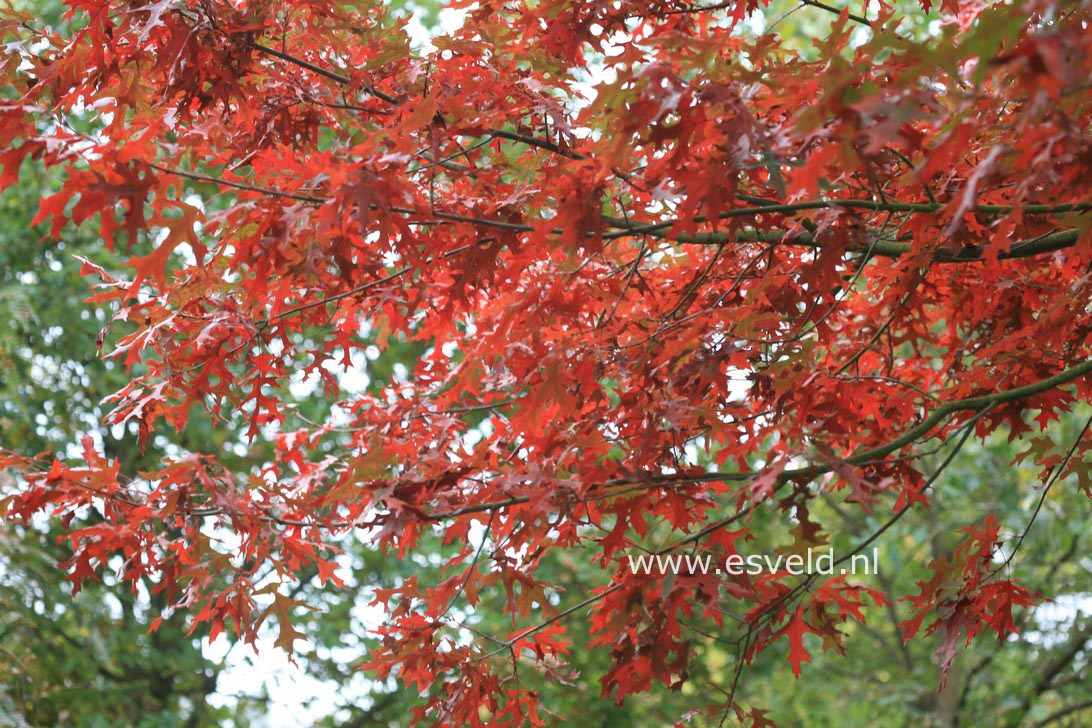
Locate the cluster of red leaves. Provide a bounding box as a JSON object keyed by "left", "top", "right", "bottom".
{"left": 1, "top": 0, "right": 1091, "bottom": 723}
{"left": 900, "top": 515, "right": 1038, "bottom": 681}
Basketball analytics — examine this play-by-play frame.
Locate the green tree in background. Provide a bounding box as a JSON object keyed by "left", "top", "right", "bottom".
{"left": 0, "top": 156, "right": 249, "bottom": 725}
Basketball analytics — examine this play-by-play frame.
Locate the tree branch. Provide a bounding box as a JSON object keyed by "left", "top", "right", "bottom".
{"left": 247, "top": 43, "right": 400, "bottom": 105}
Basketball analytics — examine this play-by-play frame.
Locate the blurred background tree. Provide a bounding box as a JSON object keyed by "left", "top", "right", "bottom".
{"left": 0, "top": 150, "right": 262, "bottom": 726}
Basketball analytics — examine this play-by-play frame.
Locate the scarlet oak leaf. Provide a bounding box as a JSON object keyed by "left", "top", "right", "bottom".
{"left": 780, "top": 607, "right": 814, "bottom": 678}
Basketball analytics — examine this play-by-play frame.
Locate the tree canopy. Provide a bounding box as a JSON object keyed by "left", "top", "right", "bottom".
{"left": 1, "top": 0, "right": 1091, "bottom": 724}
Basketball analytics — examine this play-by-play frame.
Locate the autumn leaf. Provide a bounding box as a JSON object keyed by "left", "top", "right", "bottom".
{"left": 780, "top": 607, "right": 814, "bottom": 678}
